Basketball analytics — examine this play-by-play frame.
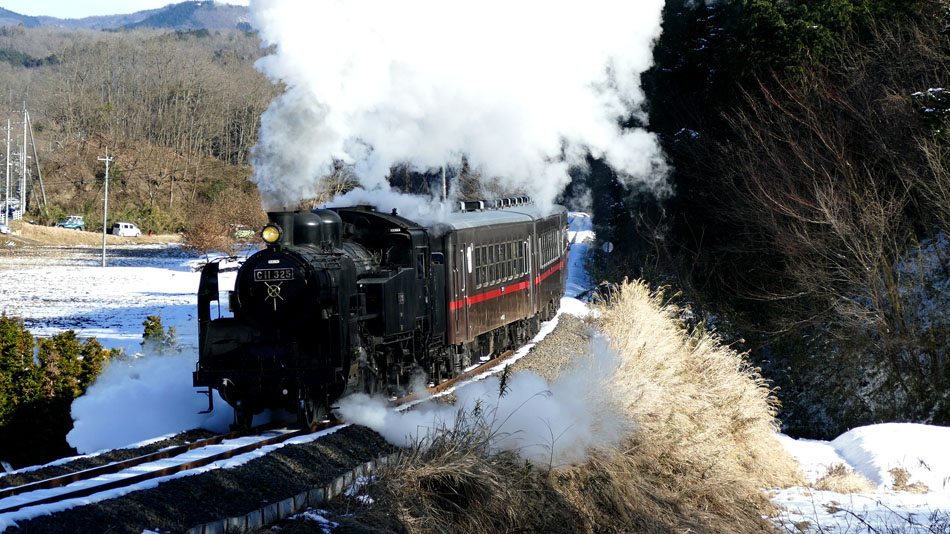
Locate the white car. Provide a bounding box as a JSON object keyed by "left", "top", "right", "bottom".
{"left": 0, "top": 222, "right": 9, "bottom": 235}
{"left": 112, "top": 222, "right": 142, "bottom": 237}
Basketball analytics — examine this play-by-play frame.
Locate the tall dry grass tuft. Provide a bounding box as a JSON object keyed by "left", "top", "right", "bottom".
{"left": 338, "top": 280, "right": 802, "bottom": 533}
{"left": 814, "top": 464, "right": 875, "bottom": 494}
{"left": 341, "top": 407, "right": 577, "bottom": 533}
{"left": 597, "top": 280, "right": 802, "bottom": 491}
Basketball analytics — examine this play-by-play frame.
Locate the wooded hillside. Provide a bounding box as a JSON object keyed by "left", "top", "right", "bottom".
{"left": 0, "top": 25, "right": 274, "bottom": 239}
{"left": 617, "top": 0, "right": 950, "bottom": 437}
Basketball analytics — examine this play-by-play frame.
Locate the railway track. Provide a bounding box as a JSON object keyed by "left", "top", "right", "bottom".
{"left": 0, "top": 347, "right": 522, "bottom": 525}
{"left": 396, "top": 349, "right": 517, "bottom": 407}
{"left": 0, "top": 421, "right": 340, "bottom": 516}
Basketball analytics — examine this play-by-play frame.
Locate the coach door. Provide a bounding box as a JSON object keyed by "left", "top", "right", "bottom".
{"left": 526, "top": 237, "right": 535, "bottom": 315}
{"left": 454, "top": 243, "right": 471, "bottom": 342}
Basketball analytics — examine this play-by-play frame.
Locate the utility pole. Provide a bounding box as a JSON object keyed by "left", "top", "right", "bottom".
{"left": 20, "top": 107, "right": 26, "bottom": 217}
{"left": 26, "top": 110, "right": 47, "bottom": 212}
{"left": 3, "top": 119, "right": 9, "bottom": 225}
{"left": 99, "top": 149, "right": 112, "bottom": 267}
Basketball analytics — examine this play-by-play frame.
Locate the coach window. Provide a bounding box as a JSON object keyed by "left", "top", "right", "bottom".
{"left": 544, "top": 234, "right": 548, "bottom": 266}
{"left": 503, "top": 242, "right": 508, "bottom": 280}
{"left": 498, "top": 244, "right": 503, "bottom": 284}
{"left": 519, "top": 241, "right": 525, "bottom": 275}
{"left": 480, "top": 247, "right": 487, "bottom": 288}
{"left": 475, "top": 247, "right": 482, "bottom": 288}
{"left": 500, "top": 245, "right": 505, "bottom": 280}
{"left": 474, "top": 247, "right": 480, "bottom": 288}
{"left": 549, "top": 232, "right": 554, "bottom": 264}
{"left": 488, "top": 245, "right": 495, "bottom": 285}
{"left": 476, "top": 265, "right": 482, "bottom": 288}
{"left": 498, "top": 243, "right": 506, "bottom": 280}
{"left": 541, "top": 234, "right": 548, "bottom": 267}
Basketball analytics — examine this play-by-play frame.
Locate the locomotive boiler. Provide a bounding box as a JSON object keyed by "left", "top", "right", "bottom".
{"left": 194, "top": 198, "right": 568, "bottom": 429}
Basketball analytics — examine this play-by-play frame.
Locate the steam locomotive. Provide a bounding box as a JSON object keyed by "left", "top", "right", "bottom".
{"left": 194, "top": 198, "right": 568, "bottom": 428}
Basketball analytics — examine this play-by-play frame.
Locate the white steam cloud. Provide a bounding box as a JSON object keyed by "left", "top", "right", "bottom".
{"left": 67, "top": 352, "right": 232, "bottom": 454}
{"left": 337, "top": 335, "right": 629, "bottom": 467}
{"left": 248, "top": 0, "right": 667, "bottom": 211}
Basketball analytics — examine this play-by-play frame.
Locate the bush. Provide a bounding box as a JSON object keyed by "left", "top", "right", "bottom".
{"left": 0, "top": 314, "right": 41, "bottom": 427}
{"left": 141, "top": 315, "right": 179, "bottom": 355}
{"left": 0, "top": 316, "right": 112, "bottom": 468}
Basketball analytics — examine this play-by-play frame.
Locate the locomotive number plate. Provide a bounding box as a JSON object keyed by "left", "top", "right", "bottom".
{"left": 253, "top": 268, "right": 294, "bottom": 282}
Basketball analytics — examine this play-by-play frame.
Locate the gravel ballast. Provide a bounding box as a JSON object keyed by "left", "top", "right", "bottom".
{"left": 5, "top": 425, "right": 393, "bottom": 533}
{"left": 0, "top": 429, "right": 218, "bottom": 490}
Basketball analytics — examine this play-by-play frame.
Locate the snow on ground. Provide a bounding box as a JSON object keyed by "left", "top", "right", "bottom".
{"left": 773, "top": 425, "right": 950, "bottom": 531}
{"left": 566, "top": 212, "right": 593, "bottom": 300}
{"left": 0, "top": 245, "right": 244, "bottom": 452}
{"left": 0, "top": 245, "right": 238, "bottom": 351}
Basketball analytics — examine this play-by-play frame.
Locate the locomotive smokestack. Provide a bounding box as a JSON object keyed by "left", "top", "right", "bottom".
{"left": 311, "top": 209, "right": 342, "bottom": 249}
{"left": 267, "top": 211, "right": 295, "bottom": 247}
{"left": 292, "top": 209, "right": 342, "bottom": 249}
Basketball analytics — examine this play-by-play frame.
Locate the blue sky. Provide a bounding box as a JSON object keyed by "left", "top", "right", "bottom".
{"left": 1, "top": 0, "right": 248, "bottom": 19}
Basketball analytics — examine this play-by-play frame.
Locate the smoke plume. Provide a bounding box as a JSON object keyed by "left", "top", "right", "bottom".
{"left": 67, "top": 352, "right": 232, "bottom": 454}
{"left": 248, "top": 0, "right": 667, "bottom": 211}
{"left": 337, "top": 334, "right": 629, "bottom": 467}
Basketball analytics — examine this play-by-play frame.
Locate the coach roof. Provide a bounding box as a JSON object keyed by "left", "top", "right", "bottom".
{"left": 440, "top": 203, "right": 566, "bottom": 231}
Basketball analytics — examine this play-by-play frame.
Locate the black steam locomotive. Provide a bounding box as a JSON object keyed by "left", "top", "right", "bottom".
{"left": 194, "top": 198, "right": 568, "bottom": 428}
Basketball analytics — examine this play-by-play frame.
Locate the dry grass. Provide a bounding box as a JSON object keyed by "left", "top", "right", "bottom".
{"left": 582, "top": 280, "right": 803, "bottom": 527}
{"left": 4, "top": 220, "right": 180, "bottom": 246}
{"left": 889, "top": 467, "right": 930, "bottom": 494}
{"left": 328, "top": 280, "right": 803, "bottom": 534}
{"left": 814, "top": 464, "right": 876, "bottom": 493}
{"left": 341, "top": 409, "right": 576, "bottom": 533}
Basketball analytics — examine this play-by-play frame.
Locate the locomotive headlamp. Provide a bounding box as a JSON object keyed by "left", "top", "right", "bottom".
{"left": 261, "top": 224, "right": 281, "bottom": 244}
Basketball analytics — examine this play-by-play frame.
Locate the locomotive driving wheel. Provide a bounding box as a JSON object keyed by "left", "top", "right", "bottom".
{"left": 360, "top": 365, "right": 378, "bottom": 395}
{"left": 298, "top": 397, "right": 327, "bottom": 428}
{"left": 231, "top": 405, "right": 254, "bottom": 431}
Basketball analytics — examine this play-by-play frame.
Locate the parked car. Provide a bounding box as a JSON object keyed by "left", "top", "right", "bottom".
{"left": 111, "top": 222, "right": 142, "bottom": 237}
{"left": 232, "top": 224, "right": 256, "bottom": 239}
{"left": 54, "top": 215, "right": 85, "bottom": 231}
{"left": 0, "top": 222, "right": 9, "bottom": 235}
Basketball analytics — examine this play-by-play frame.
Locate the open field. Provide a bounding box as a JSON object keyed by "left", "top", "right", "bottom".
{"left": 1, "top": 220, "right": 181, "bottom": 247}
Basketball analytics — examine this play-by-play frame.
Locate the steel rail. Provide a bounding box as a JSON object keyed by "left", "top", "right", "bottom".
{"left": 0, "top": 420, "right": 339, "bottom": 516}
{"left": 395, "top": 349, "right": 516, "bottom": 406}
{"left": 0, "top": 423, "right": 286, "bottom": 500}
